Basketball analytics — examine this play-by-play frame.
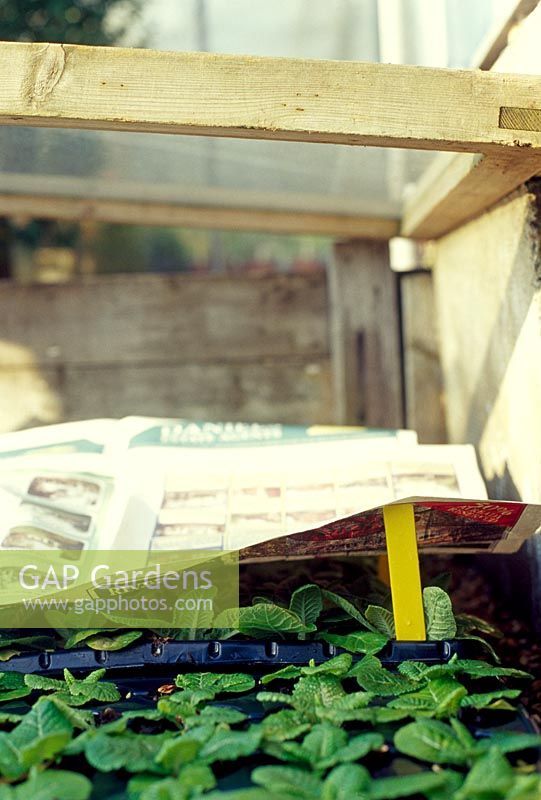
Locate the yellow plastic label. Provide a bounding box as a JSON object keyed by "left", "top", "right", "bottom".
{"left": 383, "top": 503, "right": 426, "bottom": 641}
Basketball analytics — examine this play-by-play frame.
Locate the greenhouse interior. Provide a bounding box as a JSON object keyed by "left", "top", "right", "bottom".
{"left": 0, "top": 0, "right": 540, "bottom": 798}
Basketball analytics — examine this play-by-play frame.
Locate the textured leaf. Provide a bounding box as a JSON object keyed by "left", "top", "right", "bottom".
{"left": 365, "top": 606, "right": 396, "bottom": 638}
{"left": 260, "top": 710, "right": 311, "bottom": 742}
{"left": 388, "top": 678, "right": 467, "bottom": 719}
{"left": 322, "top": 763, "right": 371, "bottom": 800}
{"left": 11, "top": 769, "right": 92, "bottom": 800}
{"left": 454, "top": 613, "right": 503, "bottom": 639}
{"left": 322, "top": 590, "right": 376, "bottom": 631}
{"left": 261, "top": 666, "right": 303, "bottom": 685}
{"left": 252, "top": 765, "right": 322, "bottom": 798}
{"left": 137, "top": 764, "right": 217, "bottom": 800}
{"left": 476, "top": 732, "right": 541, "bottom": 756}
{"left": 289, "top": 585, "right": 322, "bottom": 626}
{"left": 85, "top": 731, "right": 170, "bottom": 773}
{"left": 199, "top": 726, "right": 262, "bottom": 764}
{"left": 394, "top": 719, "right": 469, "bottom": 766}
{"left": 62, "top": 629, "right": 110, "bottom": 649}
{"left": 319, "top": 631, "right": 388, "bottom": 655}
{"left": 84, "top": 631, "right": 143, "bottom": 651}
{"left": 423, "top": 587, "right": 457, "bottom": 640}
{"left": 0, "top": 698, "right": 73, "bottom": 778}
{"left": 348, "top": 656, "right": 417, "bottom": 696}
{"left": 24, "top": 674, "right": 66, "bottom": 692}
{"left": 461, "top": 688, "right": 521, "bottom": 710}
{"left": 458, "top": 748, "right": 514, "bottom": 798}
{"left": 174, "top": 672, "right": 254, "bottom": 695}
{"left": 154, "top": 729, "right": 210, "bottom": 773}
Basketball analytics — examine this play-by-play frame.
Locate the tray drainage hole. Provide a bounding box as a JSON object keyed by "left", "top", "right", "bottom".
{"left": 265, "top": 641, "right": 278, "bottom": 658}
{"left": 151, "top": 643, "right": 164, "bottom": 658}
{"left": 38, "top": 652, "right": 51, "bottom": 670}
{"left": 207, "top": 642, "right": 221, "bottom": 659}
{"left": 94, "top": 650, "right": 108, "bottom": 665}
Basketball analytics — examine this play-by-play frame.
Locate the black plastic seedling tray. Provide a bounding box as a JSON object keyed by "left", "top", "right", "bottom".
{"left": 0, "top": 638, "right": 487, "bottom": 678}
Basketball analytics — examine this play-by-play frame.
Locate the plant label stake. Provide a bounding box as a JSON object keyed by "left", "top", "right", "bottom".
{"left": 383, "top": 503, "right": 426, "bottom": 641}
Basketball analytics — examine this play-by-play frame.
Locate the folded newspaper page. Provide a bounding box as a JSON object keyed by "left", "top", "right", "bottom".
{"left": 0, "top": 416, "right": 538, "bottom": 558}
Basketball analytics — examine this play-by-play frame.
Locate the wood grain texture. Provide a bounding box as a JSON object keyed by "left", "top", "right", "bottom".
{"left": 400, "top": 271, "right": 446, "bottom": 443}
{"left": 0, "top": 271, "right": 334, "bottom": 430}
{"left": 329, "top": 240, "right": 403, "bottom": 428}
{"left": 0, "top": 194, "right": 399, "bottom": 239}
{"left": 402, "top": 3, "right": 541, "bottom": 240}
{"left": 433, "top": 186, "right": 541, "bottom": 501}
{"left": 0, "top": 272, "right": 328, "bottom": 366}
{"left": 2, "top": 41, "right": 541, "bottom": 153}
{"left": 401, "top": 150, "right": 541, "bottom": 239}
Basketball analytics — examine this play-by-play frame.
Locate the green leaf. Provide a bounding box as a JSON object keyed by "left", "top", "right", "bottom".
{"left": 11, "top": 769, "right": 92, "bottom": 800}
{"left": 84, "top": 631, "right": 143, "bottom": 651}
{"left": 456, "top": 748, "right": 514, "bottom": 798}
{"left": 252, "top": 765, "right": 322, "bottom": 799}
{"left": 199, "top": 726, "right": 262, "bottom": 764}
{"left": 461, "top": 688, "right": 521, "bottom": 709}
{"left": 365, "top": 606, "right": 396, "bottom": 638}
{"left": 62, "top": 629, "right": 111, "bottom": 649}
{"left": 476, "top": 732, "right": 541, "bottom": 756}
{"left": 388, "top": 678, "right": 467, "bottom": 719}
{"left": 454, "top": 613, "right": 503, "bottom": 639}
{"left": 0, "top": 673, "right": 31, "bottom": 703}
{"left": 154, "top": 729, "right": 210, "bottom": 773}
{"left": 369, "top": 771, "right": 450, "bottom": 799}
{"left": 302, "top": 654, "right": 352, "bottom": 677}
{"left": 0, "top": 650, "right": 20, "bottom": 662}
{"left": 243, "top": 605, "right": 317, "bottom": 634}
{"left": 289, "top": 585, "right": 322, "bottom": 627}
{"left": 261, "top": 666, "right": 303, "bottom": 685}
{"left": 322, "top": 763, "right": 371, "bottom": 800}
{"left": 24, "top": 674, "right": 65, "bottom": 692}
{"left": 319, "top": 631, "right": 388, "bottom": 655}
{"left": 174, "top": 672, "right": 255, "bottom": 695}
{"left": 423, "top": 587, "right": 457, "bottom": 640}
{"left": 394, "top": 719, "right": 470, "bottom": 766}
{"left": 0, "top": 698, "right": 74, "bottom": 778}
{"left": 348, "top": 656, "right": 417, "bottom": 696}
{"left": 137, "top": 764, "right": 217, "bottom": 800}
{"left": 260, "top": 710, "right": 311, "bottom": 742}
{"left": 322, "top": 590, "right": 376, "bottom": 631}
{"left": 85, "top": 731, "right": 171, "bottom": 773}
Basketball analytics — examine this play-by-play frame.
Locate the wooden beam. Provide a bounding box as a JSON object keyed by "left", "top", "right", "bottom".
{"left": 472, "top": 0, "right": 539, "bottom": 71}
{"left": 2, "top": 42, "right": 541, "bottom": 154}
{"left": 402, "top": 1, "right": 541, "bottom": 240}
{"left": 401, "top": 150, "right": 541, "bottom": 239}
{"left": 0, "top": 193, "right": 399, "bottom": 239}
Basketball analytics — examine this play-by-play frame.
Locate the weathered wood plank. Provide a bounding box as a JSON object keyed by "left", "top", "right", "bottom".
{"left": 2, "top": 42, "right": 541, "bottom": 153}
{"left": 0, "top": 194, "right": 399, "bottom": 240}
{"left": 402, "top": 3, "right": 541, "bottom": 240}
{"left": 0, "top": 272, "right": 328, "bottom": 366}
{"left": 400, "top": 271, "right": 446, "bottom": 443}
{"left": 433, "top": 185, "right": 541, "bottom": 500}
{"left": 401, "top": 150, "right": 541, "bottom": 239}
{"left": 58, "top": 360, "right": 333, "bottom": 424}
{"left": 329, "top": 240, "right": 403, "bottom": 428}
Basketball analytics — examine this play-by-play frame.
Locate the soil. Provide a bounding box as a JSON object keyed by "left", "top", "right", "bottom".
{"left": 449, "top": 563, "right": 541, "bottom": 725}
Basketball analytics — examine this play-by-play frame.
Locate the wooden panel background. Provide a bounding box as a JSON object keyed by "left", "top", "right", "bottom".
{"left": 433, "top": 185, "right": 541, "bottom": 502}
{"left": 0, "top": 272, "right": 333, "bottom": 431}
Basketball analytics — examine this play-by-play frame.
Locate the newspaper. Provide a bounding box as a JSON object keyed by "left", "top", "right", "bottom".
{"left": 0, "top": 416, "right": 539, "bottom": 558}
